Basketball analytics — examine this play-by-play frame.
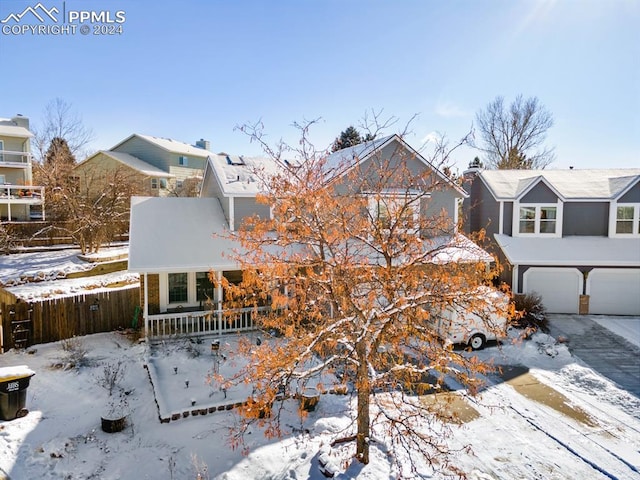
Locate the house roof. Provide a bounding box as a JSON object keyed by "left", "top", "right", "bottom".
{"left": 0, "top": 119, "right": 32, "bottom": 138}
{"left": 494, "top": 234, "right": 640, "bottom": 267}
{"left": 111, "top": 134, "right": 213, "bottom": 158}
{"left": 128, "top": 196, "right": 241, "bottom": 273}
{"left": 206, "top": 154, "right": 281, "bottom": 196}
{"left": 78, "top": 151, "right": 174, "bottom": 178}
{"left": 479, "top": 169, "right": 640, "bottom": 201}
{"left": 322, "top": 134, "right": 467, "bottom": 197}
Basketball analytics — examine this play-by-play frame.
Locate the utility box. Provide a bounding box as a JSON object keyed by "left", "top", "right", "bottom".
{"left": 0, "top": 366, "right": 35, "bottom": 420}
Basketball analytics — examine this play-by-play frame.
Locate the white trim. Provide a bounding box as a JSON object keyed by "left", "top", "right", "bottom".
{"left": 229, "top": 196, "right": 235, "bottom": 231}
{"left": 609, "top": 202, "right": 640, "bottom": 238}
{"left": 512, "top": 264, "right": 519, "bottom": 294}
{"left": 513, "top": 200, "right": 562, "bottom": 238}
{"left": 499, "top": 201, "right": 504, "bottom": 235}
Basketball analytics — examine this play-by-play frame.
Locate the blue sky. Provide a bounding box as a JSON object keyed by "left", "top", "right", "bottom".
{"left": 1, "top": 0, "right": 638, "bottom": 172}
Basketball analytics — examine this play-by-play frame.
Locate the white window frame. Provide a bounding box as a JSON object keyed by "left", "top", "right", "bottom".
{"left": 368, "top": 190, "right": 421, "bottom": 234}
{"left": 150, "top": 178, "right": 158, "bottom": 189}
{"left": 609, "top": 202, "right": 640, "bottom": 237}
{"left": 159, "top": 272, "right": 221, "bottom": 311}
{"left": 179, "top": 156, "right": 188, "bottom": 166}
{"left": 0, "top": 174, "right": 5, "bottom": 185}
{"left": 513, "top": 201, "right": 562, "bottom": 237}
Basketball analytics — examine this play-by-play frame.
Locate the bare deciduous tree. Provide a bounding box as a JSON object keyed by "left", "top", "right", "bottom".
{"left": 39, "top": 165, "right": 136, "bottom": 253}
{"left": 32, "top": 98, "right": 94, "bottom": 162}
{"left": 473, "top": 95, "right": 555, "bottom": 169}
{"left": 218, "top": 119, "right": 511, "bottom": 476}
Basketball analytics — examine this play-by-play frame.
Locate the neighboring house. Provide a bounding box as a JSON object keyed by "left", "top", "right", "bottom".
{"left": 129, "top": 134, "right": 493, "bottom": 340}
{"left": 462, "top": 167, "right": 640, "bottom": 315}
{"left": 110, "top": 134, "right": 213, "bottom": 195}
{"left": 0, "top": 115, "right": 45, "bottom": 221}
{"left": 73, "top": 150, "right": 174, "bottom": 197}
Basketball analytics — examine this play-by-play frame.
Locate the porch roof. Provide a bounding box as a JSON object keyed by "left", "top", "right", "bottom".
{"left": 128, "top": 196, "right": 242, "bottom": 273}
{"left": 494, "top": 234, "right": 640, "bottom": 266}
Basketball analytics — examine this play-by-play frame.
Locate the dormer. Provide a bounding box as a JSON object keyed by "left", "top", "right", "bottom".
{"left": 609, "top": 177, "right": 640, "bottom": 238}
{"left": 512, "top": 176, "right": 563, "bottom": 238}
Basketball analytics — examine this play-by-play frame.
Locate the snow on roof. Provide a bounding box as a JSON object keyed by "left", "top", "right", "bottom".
{"left": 112, "top": 134, "right": 213, "bottom": 158}
{"left": 128, "top": 196, "right": 242, "bottom": 272}
{"left": 0, "top": 365, "right": 35, "bottom": 381}
{"left": 322, "top": 134, "right": 395, "bottom": 181}
{"left": 100, "top": 151, "right": 174, "bottom": 178}
{"left": 136, "top": 134, "right": 213, "bottom": 157}
{"left": 207, "top": 154, "right": 281, "bottom": 196}
{"left": 428, "top": 234, "right": 495, "bottom": 264}
{"left": 494, "top": 233, "right": 640, "bottom": 266}
{"left": 480, "top": 169, "right": 640, "bottom": 200}
{"left": 322, "top": 134, "right": 467, "bottom": 197}
{"left": 0, "top": 119, "right": 32, "bottom": 138}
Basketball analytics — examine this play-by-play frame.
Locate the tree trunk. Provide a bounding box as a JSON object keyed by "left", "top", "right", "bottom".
{"left": 355, "top": 340, "right": 370, "bottom": 464}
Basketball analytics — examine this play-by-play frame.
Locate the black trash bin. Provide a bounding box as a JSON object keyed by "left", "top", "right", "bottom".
{"left": 0, "top": 366, "right": 35, "bottom": 420}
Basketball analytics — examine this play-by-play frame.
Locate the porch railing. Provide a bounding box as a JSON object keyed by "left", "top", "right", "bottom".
{"left": 146, "top": 306, "right": 269, "bottom": 340}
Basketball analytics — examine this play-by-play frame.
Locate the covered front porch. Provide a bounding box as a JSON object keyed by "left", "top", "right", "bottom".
{"left": 140, "top": 269, "right": 270, "bottom": 341}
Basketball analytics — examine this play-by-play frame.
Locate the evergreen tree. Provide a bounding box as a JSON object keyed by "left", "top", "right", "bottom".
{"left": 331, "top": 126, "right": 375, "bottom": 152}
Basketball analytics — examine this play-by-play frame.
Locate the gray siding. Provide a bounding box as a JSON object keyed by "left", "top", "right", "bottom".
{"left": 563, "top": 202, "right": 609, "bottom": 236}
{"left": 462, "top": 176, "right": 501, "bottom": 237}
{"left": 521, "top": 182, "right": 558, "bottom": 203}
{"left": 114, "top": 136, "right": 170, "bottom": 171}
{"left": 503, "top": 202, "right": 513, "bottom": 236}
{"left": 234, "top": 197, "right": 270, "bottom": 230}
{"left": 200, "top": 164, "right": 224, "bottom": 200}
{"left": 619, "top": 181, "right": 640, "bottom": 203}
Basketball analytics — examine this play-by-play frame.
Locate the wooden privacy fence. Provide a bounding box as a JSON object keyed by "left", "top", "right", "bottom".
{"left": 0, "top": 286, "right": 140, "bottom": 352}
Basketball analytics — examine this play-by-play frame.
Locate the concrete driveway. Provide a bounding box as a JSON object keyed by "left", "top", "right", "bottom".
{"left": 547, "top": 314, "right": 640, "bottom": 398}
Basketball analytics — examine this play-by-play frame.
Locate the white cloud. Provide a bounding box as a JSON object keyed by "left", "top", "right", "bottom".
{"left": 421, "top": 131, "right": 441, "bottom": 144}
{"left": 434, "top": 101, "right": 471, "bottom": 119}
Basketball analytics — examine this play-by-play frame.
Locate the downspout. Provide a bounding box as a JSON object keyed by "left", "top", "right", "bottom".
{"left": 512, "top": 265, "right": 519, "bottom": 294}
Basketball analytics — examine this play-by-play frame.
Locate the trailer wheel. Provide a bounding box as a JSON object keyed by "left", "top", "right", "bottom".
{"left": 468, "top": 334, "right": 486, "bottom": 351}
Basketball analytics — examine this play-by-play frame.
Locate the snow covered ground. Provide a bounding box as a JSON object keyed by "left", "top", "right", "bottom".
{"left": 0, "top": 325, "right": 639, "bottom": 479}
{"left": 0, "top": 246, "right": 137, "bottom": 300}
{"left": 1, "top": 248, "right": 639, "bottom": 478}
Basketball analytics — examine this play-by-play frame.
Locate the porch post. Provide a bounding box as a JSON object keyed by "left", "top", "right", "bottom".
{"left": 216, "top": 271, "right": 223, "bottom": 335}
{"left": 144, "top": 272, "right": 149, "bottom": 338}
{"left": 512, "top": 265, "right": 519, "bottom": 294}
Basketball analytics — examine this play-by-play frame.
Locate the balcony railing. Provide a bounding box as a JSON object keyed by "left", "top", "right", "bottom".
{"left": 0, "top": 150, "right": 33, "bottom": 166}
{"left": 145, "top": 306, "right": 269, "bottom": 341}
{"left": 0, "top": 185, "right": 44, "bottom": 203}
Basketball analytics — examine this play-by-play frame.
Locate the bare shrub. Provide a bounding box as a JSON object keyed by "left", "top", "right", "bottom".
{"left": 59, "top": 336, "right": 89, "bottom": 369}
{"left": 99, "top": 360, "right": 126, "bottom": 396}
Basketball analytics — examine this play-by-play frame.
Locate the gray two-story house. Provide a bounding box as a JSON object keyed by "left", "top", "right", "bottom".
{"left": 463, "top": 167, "right": 640, "bottom": 315}
{"left": 128, "top": 134, "right": 493, "bottom": 340}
